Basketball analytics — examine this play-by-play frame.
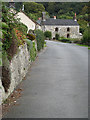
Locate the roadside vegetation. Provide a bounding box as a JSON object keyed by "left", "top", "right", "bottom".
{"left": 56, "top": 33, "right": 89, "bottom": 46}
{"left": 44, "top": 31, "right": 52, "bottom": 40}
{"left": 1, "top": 3, "right": 45, "bottom": 93}
{"left": 35, "top": 29, "right": 45, "bottom": 51}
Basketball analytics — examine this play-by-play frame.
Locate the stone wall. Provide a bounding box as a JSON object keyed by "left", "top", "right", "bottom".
{"left": 0, "top": 43, "right": 31, "bottom": 104}
{"left": 43, "top": 25, "right": 81, "bottom": 39}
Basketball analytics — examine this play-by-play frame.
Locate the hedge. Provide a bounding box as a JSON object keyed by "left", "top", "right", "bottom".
{"left": 82, "top": 28, "right": 89, "bottom": 45}
{"left": 25, "top": 39, "right": 37, "bottom": 62}
{"left": 44, "top": 31, "right": 52, "bottom": 39}
{"left": 55, "top": 33, "right": 59, "bottom": 40}
{"left": 35, "top": 29, "right": 45, "bottom": 51}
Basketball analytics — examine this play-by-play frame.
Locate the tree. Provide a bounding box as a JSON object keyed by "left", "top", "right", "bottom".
{"left": 47, "top": 2, "right": 55, "bottom": 16}
{"left": 24, "top": 2, "right": 45, "bottom": 20}
{"left": 41, "top": 2, "right": 88, "bottom": 18}
{"left": 81, "top": 5, "right": 88, "bottom": 15}
{"left": 15, "top": 2, "right": 23, "bottom": 11}
{"left": 82, "top": 27, "right": 90, "bottom": 45}
{"left": 44, "top": 31, "right": 52, "bottom": 39}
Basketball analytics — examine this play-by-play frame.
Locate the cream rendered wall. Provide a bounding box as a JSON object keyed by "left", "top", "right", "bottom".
{"left": 16, "top": 12, "right": 36, "bottom": 32}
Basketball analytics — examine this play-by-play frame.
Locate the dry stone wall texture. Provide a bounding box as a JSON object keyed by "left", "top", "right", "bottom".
{"left": 0, "top": 43, "right": 31, "bottom": 104}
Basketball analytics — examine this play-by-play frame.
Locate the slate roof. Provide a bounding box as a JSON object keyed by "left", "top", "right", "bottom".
{"left": 42, "top": 18, "right": 79, "bottom": 26}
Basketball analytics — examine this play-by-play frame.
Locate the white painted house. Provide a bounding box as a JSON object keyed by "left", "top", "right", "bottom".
{"left": 16, "top": 11, "right": 41, "bottom": 32}
{"left": 9, "top": 2, "right": 41, "bottom": 32}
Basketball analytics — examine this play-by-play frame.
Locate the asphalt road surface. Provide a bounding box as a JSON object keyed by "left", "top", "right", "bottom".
{"left": 4, "top": 41, "right": 88, "bottom": 118}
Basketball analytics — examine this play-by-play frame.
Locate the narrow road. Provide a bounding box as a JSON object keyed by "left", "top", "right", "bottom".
{"left": 4, "top": 41, "right": 88, "bottom": 118}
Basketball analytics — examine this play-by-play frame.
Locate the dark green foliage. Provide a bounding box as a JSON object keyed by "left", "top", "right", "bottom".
{"left": 25, "top": 39, "right": 33, "bottom": 51}
{"left": 15, "top": 2, "right": 23, "bottom": 11}
{"left": 1, "top": 3, "right": 28, "bottom": 93}
{"left": 17, "top": 23, "right": 28, "bottom": 35}
{"left": 25, "top": 39, "right": 37, "bottom": 61}
{"left": 1, "top": 22, "right": 8, "bottom": 29}
{"left": 30, "top": 42, "right": 37, "bottom": 61}
{"left": 24, "top": 2, "right": 45, "bottom": 20}
{"left": 2, "top": 5, "right": 18, "bottom": 50}
{"left": 79, "top": 27, "right": 85, "bottom": 34}
{"left": 59, "top": 37, "right": 72, "bottom": 43}
{"left": 44, "top": 31, "right": 52, "bottom": 39}
{"left": 35, "top": 29, "right": 45, "bottom": 51}
{"left": 40, "top": 2, "right": 88, "bottom": 35}
{"left": 78, "top": 19, "right": 88, "bottom": 34}
{"left": 27, "top": 34, "right": 35, "bottom": 41}
{"left": 82, "top": 28, "right": 89, "bottom": 45}
{"left": 59, "top": 37, "right": 81, "bottom": 44}
{"left": 2, "top": 28, "right": 18, "bottom": 61}
{"left": 0, "top": 21, "right": 9, "bottom": 40}
{"left": 2, "top": 4, "right": 27, "bottom": 61}
{"left": 2, "top": 5, "right": 18, "bottom": 29}
{"left": 55, "top": 34, "right": 59, "bottom": 40}
{"left": 41, "top": 2, "right": 88, "bottom": 17}
{"left": 0, "top": 41, "right": 2, "bottom": 66}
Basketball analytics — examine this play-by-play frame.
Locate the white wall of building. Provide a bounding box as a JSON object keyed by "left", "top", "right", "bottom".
{"left": 16, "top": 12, "right": 36, "bottom": 32}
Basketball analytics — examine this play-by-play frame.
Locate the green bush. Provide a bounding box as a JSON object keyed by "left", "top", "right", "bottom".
{"left": 25, "top": 39, "right": 32, "bottom": 51}
{"left": 70, "top": 38, "right": 81, "bottom": 44}
{"left": 27, "top": 34, "right": 35, "bottom": 41}
{"left": 1, "top": 29, "right": 8, "bottom": 39}
{"left": 55, "top": 33, "right": 59, "bottom": 40}
{"left": 2, "top": 5, "right": 20, "bottom": 61}
{"left": 44, "top": 41, "right": 47, "bottom": 47}
{"left": 80, "top": 27, "right": 85, "bottom": 34}
{"left": 0, "top": 22, "right": 8, "bottom": 29}
{"left": 25, "top": 39, "right": 37, "bottom": 62}
{"left": 30, "top": 42, "right": 37, "bottom": 61}
{"left": 17, "top": 23, "right": 28, "bottom": 35}
{"left": 2, "top": 29, "right": 18, "bottom": 61}
{"left": 0, "top": 41, "right": 2, "bottom": 66}
{"left": 2, "top": 5, "right": 28, "bottom": 61}
{"left": 44, "top": 31, "right": 52, "bottom": 39}
{"left": 82, "top": 28, "right": 89, "bottom": 45}
{"left": 59, "top": 37, "right": 81, "bottom": 44}
{"left": 35, "top": 29, "right": 45, "bottom": 51}
{"left": 0, "top": 22, "right": 8, "bottom": 39}
{"left": 59, "top": 37, "right": 71, "bottom": 43}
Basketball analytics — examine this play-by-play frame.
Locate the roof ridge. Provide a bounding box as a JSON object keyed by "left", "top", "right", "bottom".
{"left": 42, "top": 18, "right": 79, "bottom": 26}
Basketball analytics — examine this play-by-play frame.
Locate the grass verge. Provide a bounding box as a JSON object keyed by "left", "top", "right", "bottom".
{"left": 76, "top": 44, "right": 88, "bottom": 47}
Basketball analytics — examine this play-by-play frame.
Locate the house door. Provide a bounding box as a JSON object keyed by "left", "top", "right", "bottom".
{"left": 67, "top": 34, "right": 70, "bottom": 38}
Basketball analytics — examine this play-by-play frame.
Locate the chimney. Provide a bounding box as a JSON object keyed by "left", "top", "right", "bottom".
{"left": 74, "top": 13, "right": 77, "bottom": 21}
{"left": 22, "top": 4, "right": 24, "bottom": 11}
{"left": 54, "top": 16, "right": 56, "bottom": 19}
{"left": 42, "top": 12, "right": 46, "bottom": 21}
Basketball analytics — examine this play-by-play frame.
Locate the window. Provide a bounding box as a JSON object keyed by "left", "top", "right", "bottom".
{"left": 67, "top": 27, "right": 70, "bottom": 32}
{"left": 55, "top": 27, "right": 58, "bottom": 32}
{"left": 67, "top": 34, "right": 70, "bottom": 38}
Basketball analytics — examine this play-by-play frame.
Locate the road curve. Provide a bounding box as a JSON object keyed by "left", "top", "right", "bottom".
{"left": 4, "top": 40, "right": 88, "bottom": 118}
